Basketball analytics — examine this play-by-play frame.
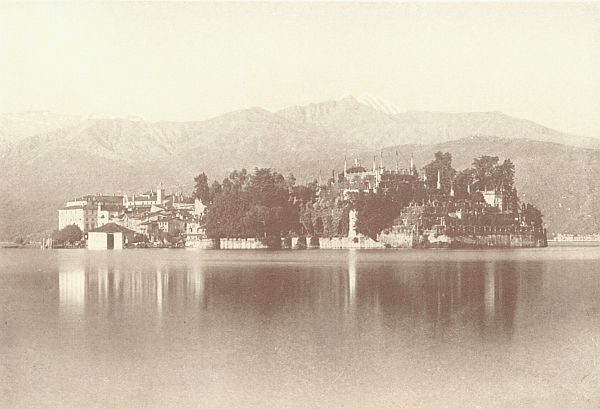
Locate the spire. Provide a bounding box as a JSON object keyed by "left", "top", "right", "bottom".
{"left": 380, "top": 151, "right": 383, "bottom": 169}
{"left": 450, "top": 181, "right": 455, "bottom": 197}
{"left": 372, "top": 156, "right": 376, "bottom": 172}
{"left": 395, "top": 150, "right": 399, "bottom": 172}
{"left": 410, "top": 154, "right": 415, "bottom": 175}
{"left": 344, "top": 155, "right": 347, "bottom": 177}
{"left": 467, "top": 182, "right": 471, "bottom": 194}
{"left": 437, "top": 169, "right": 441, "bottom": 190}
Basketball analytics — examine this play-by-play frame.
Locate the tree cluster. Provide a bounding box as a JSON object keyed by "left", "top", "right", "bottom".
{"left": 193, "top": 168, "right": 309, "bottom": 240}
{"left": 354, "top": 192, "right": 400, "bottom": 240}
{"left": 191, "top": 152, "right": 543, "bottom": 242}
{"left": 53, "top": 224, "right": 83, "bottom": 244}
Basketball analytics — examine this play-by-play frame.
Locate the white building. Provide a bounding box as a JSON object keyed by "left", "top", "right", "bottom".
{"left": 483, "top": 190, "right": 505, "bottom": 211}
{"left": 58, "top": 194, "right": 124, "bottom": 233}
{"left": 88, "top": 223, "right": 135, "bottom": 250}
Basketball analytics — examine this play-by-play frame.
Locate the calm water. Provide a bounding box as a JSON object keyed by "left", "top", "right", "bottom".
{"left": 1, "top": 247, "right": 600, "bottom": 409}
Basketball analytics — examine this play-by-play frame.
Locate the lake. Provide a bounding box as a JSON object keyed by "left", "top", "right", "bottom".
{"left": 1, "top": 247, "right": 600, "bottom": 409}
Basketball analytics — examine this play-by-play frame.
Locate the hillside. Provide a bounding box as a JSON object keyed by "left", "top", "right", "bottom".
{"left": 1, "top": 98, "right": 599, "bottom": 239}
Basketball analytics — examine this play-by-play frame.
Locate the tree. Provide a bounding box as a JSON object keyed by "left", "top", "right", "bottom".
{"left": 314, "top": 217, "right": 324, "bottom": 235}
{"left": 471, "top": 156, "right": 515, "bottom": 192}
{"left": 453, "top": 168, "right": 474, "bottom": 200}
{"left": 522, "top": 203, "right": 543, "bottom": 227}
{"left": 292, "top": 185, "right": 315, "bottom": 205}
{"left": 247, "top": 168, "right": 289, "bottom": 208}
{"left": 423, "top": 152, "right": 456, "bottom": 194}
{"left": 205, "top": 168, "right": 300, "bottom": 239}
{"left": 494, "top": 159, "right": 515, "bottom": 190}
{"left": 166, "top": 228, "right": 183, "bottom": 245}
{"left": 354, "top": 192, "right": 399, "bottom": 240}
{"left": 210, "top": 180, "right": 222, "bottom": 198}
{"left": 469, "top": 156, "right": 517, "bottom": 211}
{"left": 193, "top": 172, "right": 211, "bottom": 203}
{"left": 53, "top": 224, "right": 83, "bottom": 244}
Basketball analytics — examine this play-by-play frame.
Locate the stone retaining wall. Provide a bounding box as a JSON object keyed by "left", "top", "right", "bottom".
{"left": 219, "top": 238, "right": 269, "bottom": 249}
{"left": 319, "top": 236, "right": 384, "bottom": 249}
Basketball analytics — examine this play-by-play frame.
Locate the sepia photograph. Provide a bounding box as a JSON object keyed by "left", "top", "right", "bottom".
{"left": 1, "top": 1, "right": 599, "bottom": 408}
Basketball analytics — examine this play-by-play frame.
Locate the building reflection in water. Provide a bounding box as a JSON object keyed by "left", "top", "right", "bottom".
{"left": 57, "top": 253, "right": 209, "bottom": 322}
{"left": 484, "top": 261, "right": 496, "bottom": 321}
{"left": 97, "top": 267, "right": 108, "bottom": 305}
{"left": 350, "top": 255, "right": 539, "bottom": 341}
{"left": 59, "top": 267, "right": 86, "bottom": 315}
{"left": 188, "top": 262, "right": 205, "bottom": 304}
{"left": 56, "top": 250, "right": 543, "bottom": 342}
{"left": 347, "top": 249, "right": 357, "bottom": 310}
{"left": 156, "top": 267, "right": 164, "bottom": 312}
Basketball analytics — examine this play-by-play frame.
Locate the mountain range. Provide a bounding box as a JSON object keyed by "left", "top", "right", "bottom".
{"left": 1, "top": 96, "right": 599, "bottom": 239}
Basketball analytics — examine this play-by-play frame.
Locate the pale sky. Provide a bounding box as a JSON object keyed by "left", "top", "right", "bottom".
{"left": 1, "top": 2, "right": 599, "bottom": 137}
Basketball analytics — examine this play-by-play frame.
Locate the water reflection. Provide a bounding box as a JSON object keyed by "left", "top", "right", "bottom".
{"left": 7, "top": 248, "right": 600, "bottom": 409}
{"left": 59, "top": 268, "right": 86, "bottom": 314}
{"left": 55, "top": 250, "right": 544, "bottom": 341}
{"left": 347, "top": 249, "right": 357, "bottom": 310}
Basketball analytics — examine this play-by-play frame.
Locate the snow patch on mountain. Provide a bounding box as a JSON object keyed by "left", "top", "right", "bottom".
{"left": 356, "top": 95, "right": 401, "bottom": 116}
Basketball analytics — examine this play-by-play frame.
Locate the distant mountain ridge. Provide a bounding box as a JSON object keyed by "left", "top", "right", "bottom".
{"left": 0, "top": 96, "right": 599, "bottom": 239}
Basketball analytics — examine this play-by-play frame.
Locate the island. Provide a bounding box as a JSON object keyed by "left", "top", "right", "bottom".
{"left": 48, "top": 151, "right": 546, "bottom": 250}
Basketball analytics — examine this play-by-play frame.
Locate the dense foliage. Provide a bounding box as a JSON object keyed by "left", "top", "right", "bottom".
{"left": 192, "top": 172, "right": 211, "bottom": 203}
{"left": 354, "top": 192, "right": 399, "bottom": 240}
{"left": 202, "top": 168, "right": 301, "bottom": 240}
{"left": 193, "top": 152, "right": 543, "bottom": 241}
{"left": 423, "top": 151, "right": 456, "bottom": 194}
{"left": 53, "top": 224, "right": 83, "bottom": 244}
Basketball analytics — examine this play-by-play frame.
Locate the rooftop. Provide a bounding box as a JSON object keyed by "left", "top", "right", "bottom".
{"left": 90, "top": 223, "right": 135, "bottom": 234}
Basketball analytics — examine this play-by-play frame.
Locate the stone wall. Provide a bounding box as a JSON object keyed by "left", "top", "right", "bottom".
{"left": 436, "top": 232, "right": 546, "bottom": 248}
{"left": 377, "top": 228, "right": 547, "bottom": 249}
{"left": 219, "top": 238, "right": 269, "bottom": 249}
{"left": 319, "top": 236, "right": 384, "bottom": 249}
{"left": 378, "top": 230, "right": 415, "bottom": 248}
{"left": 185, "top": 239, "right": 218, "bottom": 249}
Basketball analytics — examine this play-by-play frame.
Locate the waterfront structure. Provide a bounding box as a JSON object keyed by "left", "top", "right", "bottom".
{"left": 88, "top": 223, "right": 135, "bottom": 250}
{"left": 310, "top": 153, "right": 546, "bottom": 249}
{"left": 58, "top": 185, "right": 202, "bottom": 246}
{"left": 58, "top": 195, "right": 124, "bottom": 233}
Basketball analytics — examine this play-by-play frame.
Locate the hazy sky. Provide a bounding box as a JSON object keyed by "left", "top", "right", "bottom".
{"left": 1, "top": 2, "right": 599, "bottom": 137}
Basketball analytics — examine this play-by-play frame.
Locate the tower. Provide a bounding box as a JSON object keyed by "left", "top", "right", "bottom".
{"left": 157, "top": 184, "right": 165, "bottom": 204}
{"left": 410, "top": 154, "right": 415, "bottom": 175}
{"left": 450, "top": 181, "right": 455, "bottom": 197}
{"left": 344, "top": 156, "right": 347, "bottom": 178}
{"left": 437, "top": 170, "right": 441, "bottom": 190}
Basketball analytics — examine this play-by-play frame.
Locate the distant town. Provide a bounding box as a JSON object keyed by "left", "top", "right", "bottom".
{"left": 44, "top": 151, "right": 548, "bottom": 250}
